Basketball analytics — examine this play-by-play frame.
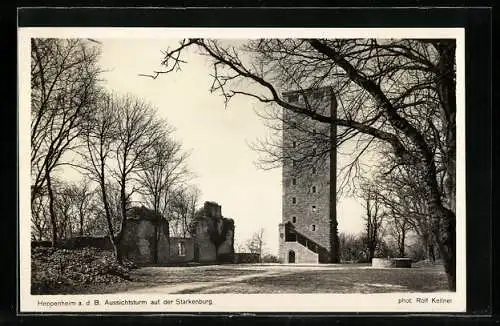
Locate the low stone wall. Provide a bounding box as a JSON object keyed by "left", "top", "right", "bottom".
{"left": 372, "top": 258, "right": 392, "bottom": 268}
{"left": 390, "top": 258, "right": 412, "bottom": 268}
{"left": 31, "top": 237, "right": 114, "bottom": 250}
{"left": 31, "top": 240, "right": 52, "bottom": 247}
{"left": 234, "top": 253, "right": 261, "bottom": 264}
{"left": 372, "top": 258, "right": 412, "bottom": 268}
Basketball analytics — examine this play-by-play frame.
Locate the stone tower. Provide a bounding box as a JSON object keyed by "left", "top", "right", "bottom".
{"left": 278, "top": 87, "right": 338, "bottom": 264}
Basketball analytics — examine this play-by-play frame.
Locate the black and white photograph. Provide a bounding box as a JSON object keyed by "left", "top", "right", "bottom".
{"left": 18, "top": 27, "right": 466, "bottom": 312}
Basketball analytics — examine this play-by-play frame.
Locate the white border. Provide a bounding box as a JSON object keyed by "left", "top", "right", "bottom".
{"left": 18, "top": 27, "right": 466, "bottom": 313}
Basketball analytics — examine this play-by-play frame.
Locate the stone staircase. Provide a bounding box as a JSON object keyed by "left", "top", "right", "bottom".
{"left": 284, "top": 222, "right": 331, "bottom": 263}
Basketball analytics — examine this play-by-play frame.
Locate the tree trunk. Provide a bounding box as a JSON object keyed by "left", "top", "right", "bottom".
{"left": 399, "top": 228, "right": 406, "bottom": 257}
{"left": 434, "top": 41, "right": 457, "bottom": 290}
{"left": 99, "top": 179, "right": 119, "bottom": 262}
{"left": 436, "top": 40, "right": 456, "bottom": 215}
{"left": 153, "top": 215, "right": 159, "bottom": 264}
{"left": 45, "top": 168, "right": 58, "bottom": 247}
{"left": 67, "top": 214, "right": 73, "bottom": 239}
{"left": 116, "top": 176, "right": 128, "bottom": 264}
{"left": 79, "top": 218, "right": 84, "bottom": 237}
{"left": 422, "top": 160, "right": 456, "bottom": 290}
{"left": 418, "top": 153, "right": 456, "bottom": 290}
{"left": 429, "top": 242, "right": 436, "bottom": 263}
{"left": 79, "top": 205, "right": 84, "bottom": 237}
{"left": 152, "top": 198, "right": 164, "bottom": 265}
{"left": 368, "top": 242, "right": 376, "bottom": 262}
{"left": 418, "top": 172, "right": 455, "bottom": 290}
{"left": 434, "top": 207, "right": 456, "bottom": 291}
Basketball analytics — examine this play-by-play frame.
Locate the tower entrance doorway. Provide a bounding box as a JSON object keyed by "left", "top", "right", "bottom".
{"left": 288, "top": 250, "right": 296, "bottom": 263}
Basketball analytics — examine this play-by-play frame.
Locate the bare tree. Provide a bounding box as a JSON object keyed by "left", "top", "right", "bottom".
{"left": 374, "top": 163, "right": 438, "bottom": 262}
{"left": 87, "top": 182, "right": 124, "bottom": 238}
{"left": 360, "top": 167, "right": 419, "bottom": 260}
{"left": 138, "top": 133, "right": 188, "bottom": 214}
{"left": 77, "top": 92, "right": 121, "bottom": 257}
{"left": 31, "top": 180, "right": 97, "bottom": 241}
{"left": 339, "top": 232, "right": 367, "bottom": 263}
{"left": 111, "top": 95, "right": 164, "bottom": 262}
{"left": 76, "top": 93, "right": 165, "bottom": 262}
{"left": 246, "top": 228, "right": 266, "bottom": 262}
{"left": 31, "top": 189, "right": 50, "bottom": 241}
{"left": 151, "top": 38, "right": 457, "bottom": 289}
{"left": 387, "top": 212, "right": 413, "bottom": 258}
{"left": 360, "top": 185, "right": 386, "bottom": 262}
{"left": 167, "top": 185, "right": 200, "bottom": 238}
{"left": 235, "top": 241, "right": 246, "bottom": 253}
{"left": 185, "top": 187, "right": 201, "bottom": 235}
{"left": 31, "top": 38, "right": 101, "bottom": 246}
{"left": 48, "top": 180, "right": 80, "bottom": 240}
{"left": 71, "top": 179, "right": 96, "bottom": 237}
{"left": 136, "top": 132, "right": 190, "bottom": 263}
{"left": 39, "top": 180, "right": 96, "bottom": 240}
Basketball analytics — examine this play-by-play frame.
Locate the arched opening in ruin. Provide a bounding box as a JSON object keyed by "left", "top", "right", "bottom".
{"left": 177, "top": 242, "right": 186, "bottom": 256}
{"left": 288, "top": 250, "right": 296, "bottom": 263}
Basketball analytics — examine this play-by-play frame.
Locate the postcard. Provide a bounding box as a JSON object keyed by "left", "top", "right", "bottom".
{"left": 18, "top": 27, "right": 466, "bottom": 313}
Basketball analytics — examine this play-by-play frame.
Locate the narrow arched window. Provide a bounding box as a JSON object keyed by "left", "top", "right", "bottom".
{"left": 177, "top": 242, "right": 186, "bottom": 256}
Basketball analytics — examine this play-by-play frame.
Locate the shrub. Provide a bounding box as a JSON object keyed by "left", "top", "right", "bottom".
{"left": 339, "top": 233, "right": 367, "bottom": 263}
{"left": 261, "top": 254, "right": 280, "bottom": 263}
{"left": 31, "top": 247, "right": 132, "bottom": 294}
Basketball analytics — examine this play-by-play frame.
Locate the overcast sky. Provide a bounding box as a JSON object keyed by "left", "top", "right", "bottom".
{"left": 95, "top": 38, "right": 365, "bottom": 254}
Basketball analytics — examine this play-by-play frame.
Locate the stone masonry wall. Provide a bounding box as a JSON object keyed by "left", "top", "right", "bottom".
{"left": 217, "top": 226, "right": 234, "bottom": 255}
{"left": 119, "top": 215, "right": 170, "bottom": 265}
{"left": 119, "top": 202, "right": 234, "bottom": 265}
{"left": 168, "top": 237, "right": 194, "bottom": 263}
{"left": 216, "top": 222, "right": 234, "bottom": 263}
{"left": 282, "top": 241, "right": 319, "bottom": 264}
{"left": 192, "top": 202, "right": 235, "bottom": 263}
{"left": 280, "top": 89, "right": 334, "bottom": 263}
{"left": 193, "top": 219, "right": 217, "bottom": 263}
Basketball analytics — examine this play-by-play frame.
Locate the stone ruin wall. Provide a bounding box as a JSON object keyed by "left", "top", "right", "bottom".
{"left": 193, "top": 201, "right": 235, "bottom": 263}
{"left": 169, "top": 237, "right": 195, "bottom": 263}
{"left": 56, "top": 202, "right": 236, "bottom": 266}
{"left": 119, "top": 216, "right": 170, "bottom": 265}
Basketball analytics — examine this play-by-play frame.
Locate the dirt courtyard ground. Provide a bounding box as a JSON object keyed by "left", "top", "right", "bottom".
{"left": 113, "top": 262, "right": 449, "bottom": 294}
